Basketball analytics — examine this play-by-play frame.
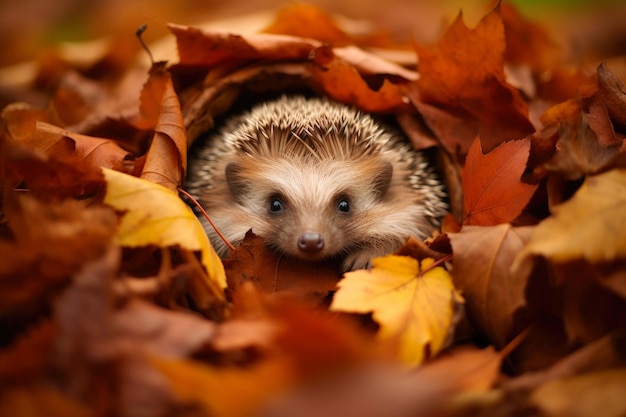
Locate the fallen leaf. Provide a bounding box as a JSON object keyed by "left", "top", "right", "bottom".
{"left": 0, "top": 385, "right": 90, "bottom": 417}
{"left": 6, "top": 118, "right": 135, "bottom": 174}
{"left": 224, "top": 231, "right": 341, "bottom": 307}
{"left": 150, "top": 355, "right": 293, "bottom": 417}
{"left": 0, "top": 321, "right": 57, "bottom": 382}
{"left": 501, "top": 2, "right": 561, "bottom": 73}
{"left": 257, "top": 345, "right": 501, "bottom": 417}
{"left": 518, "top": 169, "right": 626, "bottom": 264}
{"left": 449, "top": 225, "right": 533, "bottom": 347}
{"left": 555, "top": 262, "right": 626, "bottom": 344}
{"left": 170, "top": 23, "right": 319, "bottom": 68}
{"left": 531, "top": 369, "right": 626, "bottom": 417}
{"left": 0, "top": 195, "right": 116, "bottom": 326}
{"left": 414, "top": 345, "right": 502, "bottom": 393}
{"left": 331, "top": 256, "right": 462, "bottom": 367}
{"left": 413, "top": 2, "right": 534, "bottom": 151}
{"left": 598, "top": 62, "right": 626, "bottom": 129}
{"left": 112, "top": 298, "right": 217, "bottom": 358}
{"left": 544, "top": 116, "right": 621, "bottom": 180}
{"left": 1, "top": 121, "right": 106, "bottom": 199}
{"left": 263, "top": 3, "right": 352, "bottom": 45}
{"left": 137, "top": 65, "right": 188, "bottom": 191}
{"left": 463, "top": 136, "right": 537, "bottom": 226}
{"left": 310, "top": 46, "right": 411, "bottom": 113}
{"left": 506, "top": 332, "right": 626, "bottom": 392}
{"left": 102, "top": 168, "right": 226, "bottom": 290}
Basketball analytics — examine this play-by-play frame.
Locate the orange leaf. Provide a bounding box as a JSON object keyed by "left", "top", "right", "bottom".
{"left": 413, "top": 2, "right": 534, "bottom": 151}
{"left": 263, "top": 3, "right": 352, "bottom": 44}
{"left": 36, "top": 122, "right": 134, "bottom": 173}
{"left": 169, "top": 23, "right": 318, "bottom": 68}
{"left": 463, "top": 136, "right": 537, "bottom": 226}
{"left": 137, "top": 65, "right": 188, "bottom": 191}
{"left": 311, "top": 46, "right": 411, "bottom": 113}
{"left": 501, "top": 2, "right": 561, "bottom": 72}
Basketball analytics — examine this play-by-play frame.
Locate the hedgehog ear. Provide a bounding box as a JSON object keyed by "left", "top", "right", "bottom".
{"left": 373, "top": 161, "right": 393, "bottom": 199}
{"left": 225, "top": 162, "right": 246, "bottom": 202}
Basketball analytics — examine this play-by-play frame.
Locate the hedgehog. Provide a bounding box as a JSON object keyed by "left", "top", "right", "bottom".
{"left": 186, "top": 95, "right": 447, "bottom": 272}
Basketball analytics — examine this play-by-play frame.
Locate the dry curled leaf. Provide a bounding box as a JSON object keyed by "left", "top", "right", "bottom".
{"left": 102, "top": 168, "right": 226, "bottom": 291}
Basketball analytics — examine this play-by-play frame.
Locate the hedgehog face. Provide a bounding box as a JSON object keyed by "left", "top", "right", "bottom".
{"left": 224, "top": 155, "right": 394, "bottom": 261}
{"left": 186, "top": 95, "right": 448, "bottom": 271}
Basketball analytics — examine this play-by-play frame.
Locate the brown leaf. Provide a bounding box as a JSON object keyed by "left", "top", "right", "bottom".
{"left": 138, "top": 65, "right": 188, "bottom": 191}
{"left": 112, "top": 298, "right": 218, "bottom": 357}
{"left": 0, "top": 195, "right": 117, "bottom": 327}
{"left": 224, "top": 232, "right": 341, "bottom": 308}
{"left": 462, "top": 137, "right": 537, "bottom": 226}
{"left": 506, "top": 332, "right": 626, "bottom": 392}
{"left": 406, "top": 96, "right": 479, "bottom": 158}
{"left": 540, "top": 66, "right": 626, "bottom": 179}
{"left": 258, "top": 345, "right": 501, "bottom": 417}
{"left": 530, "top": 369, "right": 626, "bottom": 417}
{"left": 413, "top": 3, "right": 534, "bottom": 152}
{"left": 556, "top": 262, "right": 626, "bottom": 344}
{"left": 501, "top": 2, "right": 561, "bottom": 72}
{"left": 310, "top": 46, "right": 411, "bottom": 113}
{"left": 170, "top": 23, "right": 319, "bottom": 68}
{"left": 449, "top": 225, "right": 533, "bottom": 347}
{"left": 4, "top": 113, "right": 135, "bottom": 174}
{"left": 70, "top": 130, "right": 136, "bottom": 174}
{"left": 0, "top": 385, "right": 91, "bottom": 417}
{"left": 263, "top": 3, "right": 353, "bottom": 45}
{"left": 598, "top": 62, "right": 626, "bottom": 129}
{"left": 0, "top": 321, "right": 57, "bottom": 382}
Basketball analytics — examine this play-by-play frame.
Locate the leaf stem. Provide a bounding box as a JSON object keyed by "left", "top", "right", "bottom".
{"left": 178, "top": 187, "right": 237, "bottom": 251}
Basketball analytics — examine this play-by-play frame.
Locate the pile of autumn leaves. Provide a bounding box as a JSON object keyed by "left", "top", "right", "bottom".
{"left": 1, "top": 2, "right": 626, "bottom": 416}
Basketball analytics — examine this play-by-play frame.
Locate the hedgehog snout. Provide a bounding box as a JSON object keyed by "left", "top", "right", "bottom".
{"left": 297, "top": 232, "right": 325, "bottom": 253}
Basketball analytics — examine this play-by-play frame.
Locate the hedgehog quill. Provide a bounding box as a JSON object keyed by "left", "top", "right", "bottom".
{"left": 186, "top": 96, "right": 447, "bottom": 272}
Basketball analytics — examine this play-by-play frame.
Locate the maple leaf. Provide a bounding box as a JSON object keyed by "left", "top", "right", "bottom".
{"left": 102, "top": 168, "right": 226, "bottom": 291}
{"left": 463, "top": 136, "right": 538, "bottom": 226}
{"left": 330, "top": 256, "right": 462, "bottom": 367}
{"left": 412, "top": 2, "right": 534, "bottom": 152}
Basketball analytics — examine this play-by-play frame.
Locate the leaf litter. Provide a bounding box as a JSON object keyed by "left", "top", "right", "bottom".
{"left": 1, "top": 1, "right": 626, "bottom": 416}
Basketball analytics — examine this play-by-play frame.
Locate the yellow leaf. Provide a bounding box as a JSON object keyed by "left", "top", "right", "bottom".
{"left": 102, "top": 168, "right": 226, "bottom": 289}
{"left": 518, "top": 169, "right": 626, "bottom": 264}
{"left": 330, "top": 256, "right": 461, "bottom": 367}
{"left": 150, "top": 355, "right": 292, "bottom": 417}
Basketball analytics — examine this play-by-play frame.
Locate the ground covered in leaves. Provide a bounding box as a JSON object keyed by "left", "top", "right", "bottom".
{"left": 1, "top": 1, "right": 626, "bottom": 416}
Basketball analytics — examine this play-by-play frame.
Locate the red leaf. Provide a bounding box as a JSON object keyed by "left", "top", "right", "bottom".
{"left": 463, "top": 137, "right": 537, "bottom": 226}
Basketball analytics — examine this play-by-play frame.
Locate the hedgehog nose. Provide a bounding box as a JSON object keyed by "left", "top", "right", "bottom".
{"left": 298, "top": 232, "right": 324, "bottom": 253}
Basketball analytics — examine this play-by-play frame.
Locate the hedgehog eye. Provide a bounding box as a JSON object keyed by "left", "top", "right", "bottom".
{"left": 269, "top": 197, "right": 284, "bottom": 213}
{"left": 337, "top": 199, "right": 350, "bottom": 213}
